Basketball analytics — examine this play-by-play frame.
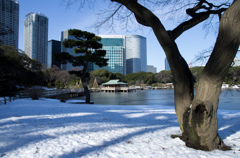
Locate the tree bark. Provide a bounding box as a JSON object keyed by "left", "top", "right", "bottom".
{"left": 112, "top": 0, "right": 193, "bottom": 133}
{"left": 112, "top": 0, "right": 240, "bottom": 151}
{"left": 181, "top": 0, "right": 240, "bottom": 151}
{"left": 82, "top": 61, "right": 91, "bottom": 103}
{"left": 4, "top": 97, "right": 6, "bottom": 104}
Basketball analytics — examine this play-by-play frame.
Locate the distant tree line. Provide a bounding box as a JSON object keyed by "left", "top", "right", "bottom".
{"left": 190, "top": 66, "right": 240, "bottom": 87}
{"left": 0, "top": 45, "right": 43, "bottom": 101}
{"left": 88, "top": 66, "right": 240, "bottom": 87}
{"left": 1, "top": 44, "right": 239, "bottom": 102}
{"left": 2, "top": 47, "right": 240, "bottom": 98}
{"left": 41, "top": 66, "right": 240, "bottom": 87}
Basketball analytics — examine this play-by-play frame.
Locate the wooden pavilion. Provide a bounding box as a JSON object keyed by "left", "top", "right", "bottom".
{"left": 100, "top": 79, "right": 136, "bottom": 92}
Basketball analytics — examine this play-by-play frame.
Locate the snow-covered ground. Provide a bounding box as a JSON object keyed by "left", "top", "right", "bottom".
{"left": 0, "top": 98, "right": 240, "bottom": 158}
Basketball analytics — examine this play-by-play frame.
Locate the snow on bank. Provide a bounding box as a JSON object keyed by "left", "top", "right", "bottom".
{"left": 0, "top": 99, "right": 240, "bottom": 158}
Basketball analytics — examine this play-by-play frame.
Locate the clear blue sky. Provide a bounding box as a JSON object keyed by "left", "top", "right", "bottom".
{"left": 17, "top": 0, "right": 224, "bottom": 72}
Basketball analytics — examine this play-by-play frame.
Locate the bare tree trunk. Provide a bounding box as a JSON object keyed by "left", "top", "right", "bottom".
{"left": 112, "top": 0, "right": 194, "bottom": 132}
{"left": 82, "top": 61, "right": 90, "bottom": 103}
{"left": 113, "top": 0, "right": 240, "bottom": 151}
{"left": 181, "top": 0, "right": 240, "bottom": 150}
{"left": 4, "top": 97, "right": 6, "bottom": 104}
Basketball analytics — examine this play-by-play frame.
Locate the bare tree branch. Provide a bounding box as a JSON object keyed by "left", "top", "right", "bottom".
{"left": 170, "top": 12, "right": 210, "bottom": 40}
{"left": 169, "top": 0, "right": 228, "bottom": 40}
{"left": 193, "top": 46, "right": 213, "bottom": 65}
{"left": 94, "top": 4, "right": 123, "bottom": 29}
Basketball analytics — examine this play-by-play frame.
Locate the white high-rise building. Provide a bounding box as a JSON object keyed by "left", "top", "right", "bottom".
{"left": 125, "top": 35, "right": 147, "bottom": 74}
{"left": 0, "top": 0, "right": 19, "bottom": 48}
{"left": 24, "top": 12, "right": 48, "bottom": 68}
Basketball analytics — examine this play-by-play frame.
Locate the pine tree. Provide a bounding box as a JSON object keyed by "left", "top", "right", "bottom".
{"left": 57, "top": 29, "right": 108, "bottom": 103}
{"left": 92, "top": 77, "right": 99, "bottom": 88}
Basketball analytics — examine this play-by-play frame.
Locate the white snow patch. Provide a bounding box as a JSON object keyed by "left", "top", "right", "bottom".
{"left": 0, "top": 98, "right": 240, "bottom": 158}
{"left": 124, "top": 113, "right": 151, "bottom": 118}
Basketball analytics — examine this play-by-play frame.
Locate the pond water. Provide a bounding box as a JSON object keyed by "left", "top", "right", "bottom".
{"left": 75, "top": 89, "right": 240, "bottom": 110}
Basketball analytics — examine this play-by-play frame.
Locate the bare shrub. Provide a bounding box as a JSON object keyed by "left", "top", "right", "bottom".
{"left": 28, "top": 86, "right": 42, "bottom": 100}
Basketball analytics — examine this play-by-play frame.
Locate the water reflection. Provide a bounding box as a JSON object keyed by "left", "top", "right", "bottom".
{"left": 219, "top": 89, "right": 240, "bottom": 110}
{"left": 76, "top": 89, "right": 239, "bottom": 110}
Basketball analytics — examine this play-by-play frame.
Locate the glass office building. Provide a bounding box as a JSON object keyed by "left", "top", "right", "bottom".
{"left": 96, "top": 35, "right": 147, "bottom": 75}
{"left": 48, "top": 40, "right": 61, "bottom": 68}
{"left": 96, "top": 35, "right": 126, "bottom": 75}
{"left": 24, "top": 12, "right": 48, "bottom": 68}
{"left": 125, "top": 35, "right": 147, "bottom": 74}
{"left": 0, "top": 0, "right": 19, "bottom": 48}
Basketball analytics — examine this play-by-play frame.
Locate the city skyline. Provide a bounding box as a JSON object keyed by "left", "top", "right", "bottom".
{"left": 59, "top": 33, "right": 147, "bottom": 75}
{"left": 98, "top": 35, "right": 147, "bottom": 75}
{"left": 16, "top": 0, "right": 231, "bottom": 72}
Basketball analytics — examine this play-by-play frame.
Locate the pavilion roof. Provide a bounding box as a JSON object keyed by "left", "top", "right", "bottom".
{"left": 102, "top": 79, "right": 128, "bottom": 85}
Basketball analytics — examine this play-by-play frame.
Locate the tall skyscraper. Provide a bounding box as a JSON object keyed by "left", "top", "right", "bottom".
{"left": 24, "top": 12, "right": 48, "bottom": 68}
{"left": 125, "top": 35, "right": 147, "bottom": 74}
{"left": 0, "top": 0, "right": 19, "bottom": 48}
{"left": 48, "top": 40, "right": 61, "bottom": 68}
